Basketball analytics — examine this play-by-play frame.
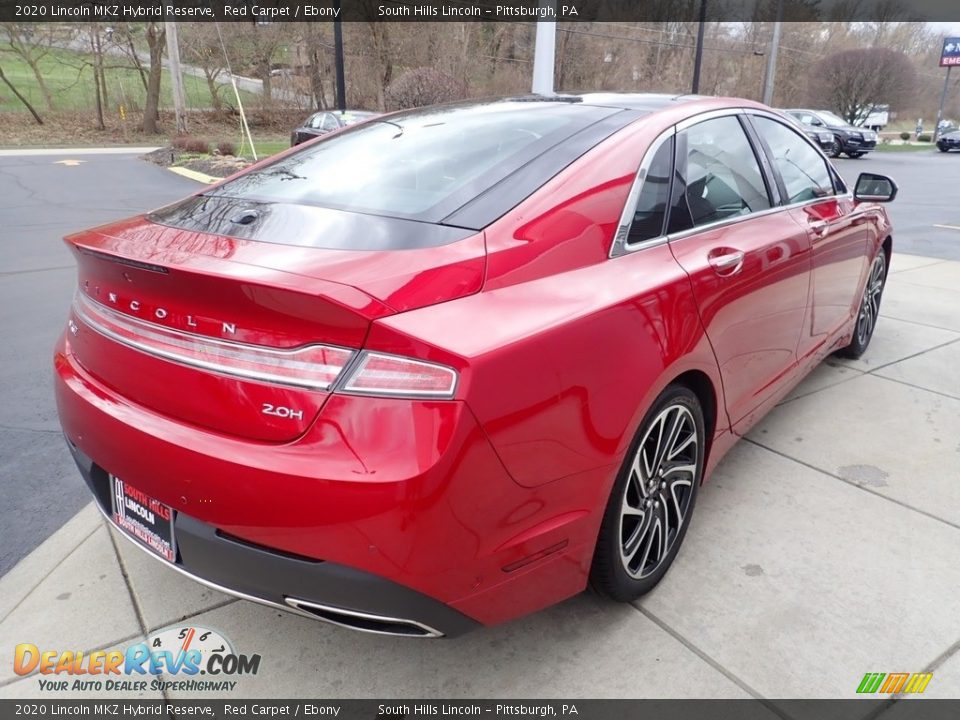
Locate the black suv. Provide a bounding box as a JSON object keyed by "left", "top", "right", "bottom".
{"left": 785, "top": 109, "right": 878, "bottom": 158}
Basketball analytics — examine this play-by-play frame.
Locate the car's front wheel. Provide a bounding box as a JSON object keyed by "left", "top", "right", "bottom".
{"left": 837, "top": 251, "right": 886, "bottom": 359}
{"left": 590, "top": 384, "right": 705, "bottom": 601}
{"left": 829, "top": 138, "right": 843, "bottom": 158}
{"left": 847, "top": 151, "right": 866, "bottom": 158}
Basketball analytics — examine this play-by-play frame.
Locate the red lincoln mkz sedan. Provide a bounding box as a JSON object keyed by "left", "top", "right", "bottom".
{"left": 55, "top": 94, "right": 896, "bottom": 637}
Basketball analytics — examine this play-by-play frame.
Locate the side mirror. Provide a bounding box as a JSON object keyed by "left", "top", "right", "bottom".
{"left": 854, "top": 172, "right": 897, "bottom": 203}
{"left": 810, "top": 118, "right": 824, "bottom": 126}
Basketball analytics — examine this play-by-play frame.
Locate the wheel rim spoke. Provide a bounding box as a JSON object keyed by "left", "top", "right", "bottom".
{"left": 619, "top": 403, "right": 700, "bottom": 579}
{"left": 857, "top": 256, "right": 884, "bottom": 345}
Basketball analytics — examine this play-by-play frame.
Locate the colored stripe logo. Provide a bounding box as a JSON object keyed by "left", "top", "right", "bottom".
{"left": 857, "top": 672, "right": 932, "bottom": 694}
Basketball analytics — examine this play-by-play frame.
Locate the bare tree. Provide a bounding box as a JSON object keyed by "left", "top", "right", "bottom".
{"left": 807, "top": 47, "right": 916, "bottom": 124}
{"left": 232, "top": 23, "right": 283, "bottom": 109}
{"left": 88, "top": 24, "right": 107, "bottom": 130}
{"left": 180, "top": 23, "right": 228, "bottom": 112}
{"left": 0, "top": 62, "right": 43, "bottom": 124}
{"left": 384, "top": 67, "right": 467, "bottom": 110}
{"left": 142, "top": 22, "right": 165, "bottom": 134}
{"left": 299, "top": 22, "right": 331, "bottom": 110}
{"left": 112, "top": 23, "right": 149, "bottom": 91}
{"left": 1, "top": 23, "right": 54, "bottom": 110}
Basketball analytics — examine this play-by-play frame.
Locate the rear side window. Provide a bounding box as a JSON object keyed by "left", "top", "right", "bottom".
{"left": 677, "top": 116, "right": 771, "bottom": 229}
{"left": 751, "top": 116, "right": 834, "bottom": 204}
{"left": 626, "top": 137, "right": 673, "bottom": 244}
{"left": 208, "top": 103, "right": 613, "bottom": 224}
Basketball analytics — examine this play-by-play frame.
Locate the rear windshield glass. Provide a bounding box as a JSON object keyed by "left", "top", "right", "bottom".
{"left": 207, "top": 102, "right": 614, "bottom": 223}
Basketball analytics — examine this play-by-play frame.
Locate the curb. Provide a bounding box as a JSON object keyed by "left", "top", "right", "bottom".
{"left": 169, "top": 166, "right": 220, "bottom": 184}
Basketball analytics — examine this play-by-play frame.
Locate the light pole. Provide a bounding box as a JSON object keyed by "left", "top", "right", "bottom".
{"left": 691, "top": 0, "right": 707, "bottom": 94}
{"left": 532, "top": 0, "right": 557, "bottom": 95}
{"left": 761, "top": 0, "right": 784, "bottom": 106}
{"left": 164, "top": 20, "right": 188, "bottom": 134}
{"left": 934, "top": 66, "right": 953, "bottom": 142}
{"left": 333, "top": 0, "right": 345, "bottom": 112}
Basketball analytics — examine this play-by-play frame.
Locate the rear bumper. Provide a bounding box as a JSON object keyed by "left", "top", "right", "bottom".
{"left": 67, "top": 440, "right": 476, "bottom": 637}
{"left": 55, "top": 336, "right": 605, "bottom": 634}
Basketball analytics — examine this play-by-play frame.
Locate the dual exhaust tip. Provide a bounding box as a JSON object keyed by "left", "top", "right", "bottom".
{"left": 284, "top": 598, "right": 444, "bottom": 638}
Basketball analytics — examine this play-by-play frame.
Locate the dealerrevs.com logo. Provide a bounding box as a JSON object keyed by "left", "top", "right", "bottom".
{"left": 14, "top": 626, "right": 261, "bottom": 693}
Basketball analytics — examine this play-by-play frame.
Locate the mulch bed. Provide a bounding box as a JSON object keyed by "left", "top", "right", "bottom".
{"left": 142, "top": 147, "right": 251, "bottom": 179}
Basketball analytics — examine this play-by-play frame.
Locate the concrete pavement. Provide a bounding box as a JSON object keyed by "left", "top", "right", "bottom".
{"left": 2, "top": 253, "right": 958, "bottom": 704}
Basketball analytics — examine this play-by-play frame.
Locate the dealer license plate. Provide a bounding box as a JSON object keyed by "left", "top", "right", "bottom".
{"left": 109, "top": 474, "right": 176, "bottom": 562}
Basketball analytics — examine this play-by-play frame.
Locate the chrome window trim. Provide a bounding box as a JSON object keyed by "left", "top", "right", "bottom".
{"left": 675, "top": 106, "right": 746, "bottom": 131}
{"left": 610, "top": 107, "right": 755, "bottom": 259}
{"left": 665, "top": 192, "right": 855, "bottom": 244}
{"left": 608, "top": 106, "right": 856, "bottom": 259}
{"left": 743, "top": 108, "right": 843, "bottom": 193}
{"left": 609, "top": 127, "right": 676, "bottom": 258}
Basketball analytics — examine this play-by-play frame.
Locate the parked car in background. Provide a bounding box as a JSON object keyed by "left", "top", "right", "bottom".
{"left": 290, "top": 110, "right": 378, "bottom": 146}
{"left": 779, "top": 110, "right": 835, "bottom": 153}
{"left": 56, "top": 94, "right": 897, "bottom": 637}
{"left": 860, "top": 105, "right": 889, "bottom": 132}
{"left": 937, "top": 129, "right": 960, "bottom": 152}
{"left": 785, "top": 109, "right": 878, "bottom": 158}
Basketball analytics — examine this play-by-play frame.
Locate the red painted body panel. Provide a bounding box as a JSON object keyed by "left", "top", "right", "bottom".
{"left": 54, "top": 95, "right": 893, "bottom": 630}
{"left": 668, "top": 212, "right": 812, "bottom": 429}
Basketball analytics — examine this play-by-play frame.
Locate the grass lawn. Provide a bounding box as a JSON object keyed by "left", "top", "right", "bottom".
{"left": 873, "top": 143, "right": 938, "bottom": 153}
{"left": 0, "top": 47, "right": 259, "bottom": 114}
{"left": 243, "top": 138, "right": 290, "bottom": 159}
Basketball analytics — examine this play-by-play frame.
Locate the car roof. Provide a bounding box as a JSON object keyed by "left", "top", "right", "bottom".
{"left": 500, "top": 92, "right": 709, "bottom": 111}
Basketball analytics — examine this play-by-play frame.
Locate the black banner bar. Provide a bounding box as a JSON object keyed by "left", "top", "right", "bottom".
{"left": 3, "top": 700, "right": 960, "bottom": 720}
{"left": 1, "top": 0, "right": 960, "bottom": 23}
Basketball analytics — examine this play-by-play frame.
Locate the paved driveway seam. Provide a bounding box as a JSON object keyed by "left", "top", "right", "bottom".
{"left": 863, "top": 373, "right": 960, "bottom": 402}
{"left": 630, "top": 604, "right": 777, "bottom": 707}
{"left": 743, "top": 438, "right": 960, "bottom": 533}
{"left": 860, "top": 337, "right": 960, "bottom": 374}
{"left": 877, "top": 313, "right": 960, "bottom": 333}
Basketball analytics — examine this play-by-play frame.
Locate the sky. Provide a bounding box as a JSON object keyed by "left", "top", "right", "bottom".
{"left": 928, "top": 22, "right": 960, "bottom": 38}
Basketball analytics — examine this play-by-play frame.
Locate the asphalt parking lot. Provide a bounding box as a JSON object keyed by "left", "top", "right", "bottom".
{"left": 1, "top": 147, "right": 959, "bottom": 703}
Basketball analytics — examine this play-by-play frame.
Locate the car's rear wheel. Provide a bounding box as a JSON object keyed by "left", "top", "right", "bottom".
{"left": 837, "top": 252, "right": 886, "bottom": 359}
{"left": 590, "top": 385, "right": 705, "bottom": 601}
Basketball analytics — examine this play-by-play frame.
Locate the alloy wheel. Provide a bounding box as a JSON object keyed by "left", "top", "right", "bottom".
{"left": 618, "top": 404, "right": 699, "bottom": 579}
{"left": 856, "top": 254, "right": 885, "bottom": 347}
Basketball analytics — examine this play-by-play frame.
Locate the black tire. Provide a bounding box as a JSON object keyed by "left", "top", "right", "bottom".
{"left": 829, "top": 139, "right": 843, "bottom": 158}
{"left": 837, "top": 251, "right": 887, "bottom": 359}
{"left": 847, "top": 152, "right": 866, "bottom": 158}
{"left": 590, "top": 384, "right": 706, "bottom": 602}
{"left": 939, "top": 146, "right": 949, "bottom": 153}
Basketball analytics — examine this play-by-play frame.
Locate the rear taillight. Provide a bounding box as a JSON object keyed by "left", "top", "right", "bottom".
{"left": 340, "top": 352, "right": 458, "bottom": 399}
{"left": 73, "top": 292, "right": 353, "bottom": 391}
{"left": 72, "top": 292, "right": 459, "bottom": 398}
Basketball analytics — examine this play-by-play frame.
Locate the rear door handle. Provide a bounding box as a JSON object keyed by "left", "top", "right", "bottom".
{"left": 708, "top": 250, "right": 745, "bottom": 277}
{"left": 808, "top": 220, "right": 829, "bottom": 237}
